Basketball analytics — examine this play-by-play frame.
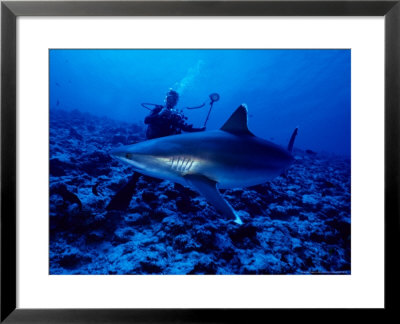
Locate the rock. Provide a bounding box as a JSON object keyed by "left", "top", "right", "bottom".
{"left": 80, "top": 164, "right": 111, "bottom": 177}
{"left": 174, "top": 183, "right": 198, "bottom": 198}
{"left": 228, "top": 223, "right": 259, "bottom": 245}
{"left": 218, "top": 247, "right": 236, "bottom": 262}
{"left": 111, "top": 135, "right": 127, "bottom": 145}
{"left": 79, "top": 151, "right": 113, "bottom": 177}
{"left": 302, "top": 194, "right": 319, "bottom": 206}
{"left": 309, "top": 229, "right": 325, "bottom": 243}
{"left": 299, "top": 213, "right": 309, "bottom": 221}
{"left": 286, "top": 190, "right": 296, "bottom": 198}
{"left": 50, "top": 183, "right": 82, "bottom": 210}
{"left": 165, "top": 189, "right": 180, "bottom": 199}
{"left": 228, "top": 188, "right": 244, "bottom": 197}
{"left": 139, "top": 261, "right": 163, "bottom": 274}
{"left": 176, "top": 197, "right": 198, "bottom": 213}
{"left": 321, "top": 204, "right": 338, "bottom": 218}
{"left": 59, "top": 253, "right": 91, "bottom": 270}
{"left": 236, "top": 210, "right": 251, "bottom": 223}
{"left": 148, "top": 208, "right": 168, "bottom": 221}
{"left": 125, "top": 213, "right": 150, "bottom": 226}
{"left": 162, "top": 216, "right": 186, "bottom": 236}
{"left": 305, "top": 149, "right": 317, "bottom": 155}
{"left": 326, "top": 219, "right": 351, "bottom": 239}
{"left": 193, "top": 228, "right": 215, "bottom": 251}
{"left": 50, "top": 158, "right": 73, "bottom": 177}
{"left": 112, "top": 229, "right": 133, "bottom": 245}
{"left": 86, "top": 230, "right": 105, "bottom": 244}
{"left": 126, "top": 135, "right": 142, "bottom": 144}
{"left": 69, "top": 127, "right": 83, "bottom": 141}
{"left": 188, "top": 259, "right": 217, "bottom": 275}
{"left": 269, "top": 204, "right": 290, "bottom": 220}
{"left": 321, "top": 180, "right": 335, "bottom": 189}
{"left": 87, "top": 124, "right": 96, "bottom": 132}
{"left": 67, "top": 203, "right": 81, "bottom": 217}
{"left": 130, "top": 203, "right": 152, "bottom": 216}
{"left": 141, "top": 190, "right": 158, "bottom": 203}
{"left": 173, "top": 234, "right": 199, "bottom": 252}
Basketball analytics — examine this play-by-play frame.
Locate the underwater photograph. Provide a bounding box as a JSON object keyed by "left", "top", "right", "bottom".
{"left": 49, "top": 49, "right": 351, "bottom": 275}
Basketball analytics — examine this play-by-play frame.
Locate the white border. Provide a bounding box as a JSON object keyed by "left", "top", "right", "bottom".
{"left": 17, "top": 17, "right": 384, "bottom": 308}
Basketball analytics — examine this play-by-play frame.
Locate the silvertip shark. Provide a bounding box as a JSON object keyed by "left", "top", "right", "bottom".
{"left": 110, "top": 104, "right": 298, "bottom": 224}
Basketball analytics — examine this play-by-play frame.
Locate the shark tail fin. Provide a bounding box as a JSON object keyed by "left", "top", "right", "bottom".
{"left": 287, "top": 127, "right": 298, "bottom": 153}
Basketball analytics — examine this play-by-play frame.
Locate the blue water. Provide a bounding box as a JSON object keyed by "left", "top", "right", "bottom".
{"left": 49, "top": 49, "right": 351, "bottom": 275}
{"left": 50, "top": 49, "right": 350, "bottom": 156}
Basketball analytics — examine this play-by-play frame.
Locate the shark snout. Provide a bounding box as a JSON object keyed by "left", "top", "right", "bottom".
{"left": 109, "top": 146, "right": 148, "bottom": 171}
{"left": 109, "top": 147, "right": 135, "bottom": 164}
{"left": 109, "top": 147, "right": 125, "bottom": 158}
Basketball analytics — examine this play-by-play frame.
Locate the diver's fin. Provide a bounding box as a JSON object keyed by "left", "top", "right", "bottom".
{"left": 220, "top": 104, "right": 254, "bottom": 136}
{"left": 106, "top": 173, "right": 140, "bottom": 211}
{"left": 287, "top": 127, "right": 298, "bottom": 153}
{"left": 184, "top": 174, "right": 243, "bottom": 224}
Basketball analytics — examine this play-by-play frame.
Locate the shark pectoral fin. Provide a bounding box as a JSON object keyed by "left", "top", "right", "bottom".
{"left": 184, "top": 174, "right": 243, "bottom": 224}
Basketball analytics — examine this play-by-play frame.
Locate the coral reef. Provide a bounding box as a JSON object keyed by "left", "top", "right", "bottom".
{"left": 50, "top": 109, "right": 351, "bottom": 275}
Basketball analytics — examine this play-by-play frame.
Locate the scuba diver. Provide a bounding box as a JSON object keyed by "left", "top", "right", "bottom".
{"left": 144, "top": 89, "right": 206, "bottom": 140}
{"left": 106, "top": 90, "right": 219, "bottom": 211}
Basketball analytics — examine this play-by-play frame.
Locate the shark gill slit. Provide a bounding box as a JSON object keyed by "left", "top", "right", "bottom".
{"left": 184, "top": 158, "right": 191, "bottom": 171}
{"left": 168, "top": 156, "right": 195, "bottom": 173}
{"left": 180, "top": 157, "right": 186, "bottom": 172}
{"left": 182, "top": 157, "right": 192, "bottom": 172}
{"left": 187, "top": 160, "right": 194, "bottom": 171}
{"left": 168, "top": 157, "right": 174, "bottom": 170}
{"left": 173, "top": 156, "right": 179, "bottom": 171}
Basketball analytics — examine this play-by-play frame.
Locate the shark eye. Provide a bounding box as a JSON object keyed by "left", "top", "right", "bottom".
{"left": 125, "top": 153, "right": 132, "bottom": 159}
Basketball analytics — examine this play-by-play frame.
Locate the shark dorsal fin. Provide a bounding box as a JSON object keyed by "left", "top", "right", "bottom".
{"left": 220, "top": 104, "right": 254, "bottom": 136}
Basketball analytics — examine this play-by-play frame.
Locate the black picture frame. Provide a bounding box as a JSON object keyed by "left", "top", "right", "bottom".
{"left": 1, "top": 0, "right": 399, "bottom": 322}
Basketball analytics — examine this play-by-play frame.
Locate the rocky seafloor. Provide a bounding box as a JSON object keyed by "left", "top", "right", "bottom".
{"left": 49, "top": 109, "right": 351, "bottom": 275}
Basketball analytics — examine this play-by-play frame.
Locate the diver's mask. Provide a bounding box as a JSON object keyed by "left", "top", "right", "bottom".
{"left": 165, "top": 89, "right": 179, "bottom": 108}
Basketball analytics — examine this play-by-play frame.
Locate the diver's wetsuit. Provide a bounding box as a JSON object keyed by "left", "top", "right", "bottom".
{"left": 144, "top": 106, "right": 205, "bottom": 140}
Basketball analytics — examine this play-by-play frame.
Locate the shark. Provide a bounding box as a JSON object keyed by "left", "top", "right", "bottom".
{"left": 110, "top": 104, "right": 298, "bottom": 224}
